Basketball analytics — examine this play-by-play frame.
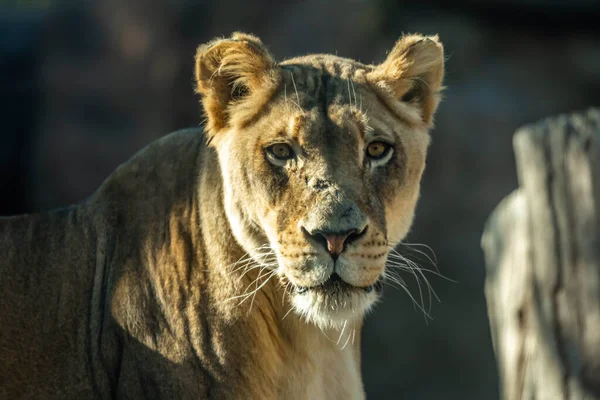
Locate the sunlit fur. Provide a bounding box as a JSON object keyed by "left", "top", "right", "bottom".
{"left": 0, "top": 32, "right": 444, "bottom": 399}
{"left": 198, "top": 33, "right": 444, "bottom": 331}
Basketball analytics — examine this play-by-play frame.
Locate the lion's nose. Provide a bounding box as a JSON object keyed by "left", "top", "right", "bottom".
{"left": 303, "top": 227, "right": 368, "bottom": 260}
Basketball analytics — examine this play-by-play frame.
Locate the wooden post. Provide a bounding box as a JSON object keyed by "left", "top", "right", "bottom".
{"left": 482, "top": 109, "right": 600, "bottom": 399}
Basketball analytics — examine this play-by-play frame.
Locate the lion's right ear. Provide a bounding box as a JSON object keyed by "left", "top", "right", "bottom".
{"left": 195, "top": 33, "right": 281, "bottom": 138}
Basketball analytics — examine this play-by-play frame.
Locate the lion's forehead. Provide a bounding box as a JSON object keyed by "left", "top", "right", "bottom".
{"left": 290, "top": 109, "right": 363, "bottom": 151}
{"left": 266, "top": 61, "right": 400, "bottom": 146}
{"left": 256, "top": 73, "right": 391, "bottom": 159}
{"left": 278, "top": 60, "right": 371, "bottom": 110}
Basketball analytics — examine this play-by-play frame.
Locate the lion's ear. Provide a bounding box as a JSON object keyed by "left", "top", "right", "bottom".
{"left": 195, "top": 32, "right": 280, "bottom": 136}
{"left": 367, "top": 34, "right": 444, "bottom": 126}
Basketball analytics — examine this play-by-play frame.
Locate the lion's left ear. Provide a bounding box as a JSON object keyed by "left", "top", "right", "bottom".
{"left": 195, "top": 32, "right": 281, "bottom": 138}
{"left": 367, "top": 34, "right": 444, "bottom": 126}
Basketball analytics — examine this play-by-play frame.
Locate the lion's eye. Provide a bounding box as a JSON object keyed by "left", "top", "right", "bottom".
{"left": 366, "top": 141, "right": 391, "bottom": 160}
{"left": 267, "top": 143, "right": 294, "bottom": 161}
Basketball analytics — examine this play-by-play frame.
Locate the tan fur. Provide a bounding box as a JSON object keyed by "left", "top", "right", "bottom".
{"left": 0, "top": 32, "right": 443, "bottom": 399}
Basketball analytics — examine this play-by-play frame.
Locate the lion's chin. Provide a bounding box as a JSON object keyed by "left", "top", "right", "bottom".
{"left": 290, "top": 275, "right": 383, "bottom": 330}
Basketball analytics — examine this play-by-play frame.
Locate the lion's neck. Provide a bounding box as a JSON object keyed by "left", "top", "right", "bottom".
{"left": 194, "top": 149, "right": 364, "bottom": 399}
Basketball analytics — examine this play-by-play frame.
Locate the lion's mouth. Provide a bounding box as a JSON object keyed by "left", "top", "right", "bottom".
{"left": 295, "top": 273, "right": 383, "bottom": 295}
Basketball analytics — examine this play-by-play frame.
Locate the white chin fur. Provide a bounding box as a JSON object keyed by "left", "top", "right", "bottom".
{"left": 291, "top": 289, "right": 379, "bottom": 330}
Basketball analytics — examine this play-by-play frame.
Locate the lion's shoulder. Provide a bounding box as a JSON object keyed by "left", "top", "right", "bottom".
{"left": 89, "top": 127, "right": 208, "bottom": 209}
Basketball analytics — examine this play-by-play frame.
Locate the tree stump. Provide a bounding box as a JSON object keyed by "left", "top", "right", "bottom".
{"left": 482, "top": 109, "right": 600, "bottom": 399}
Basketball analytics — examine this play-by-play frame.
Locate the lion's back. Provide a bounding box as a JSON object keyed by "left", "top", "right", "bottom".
{"left": 0, "top": 127, "right": 208, "bottom": 398}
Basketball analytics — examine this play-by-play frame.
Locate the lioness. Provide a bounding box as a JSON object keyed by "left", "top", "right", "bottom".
{"left": 0, "top": 32, "right": 444, "bottom": 399}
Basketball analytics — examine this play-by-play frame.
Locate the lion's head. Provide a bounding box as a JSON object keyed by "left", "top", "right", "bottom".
{"left": 194, "top": 33, "right": 444, "bottom": 329}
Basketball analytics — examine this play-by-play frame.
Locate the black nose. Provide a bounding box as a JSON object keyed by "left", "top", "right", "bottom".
{"left": 303, "top": 226, "right": 368, "bottom": 260}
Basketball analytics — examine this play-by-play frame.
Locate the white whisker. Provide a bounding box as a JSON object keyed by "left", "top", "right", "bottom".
{"left": 341, "top": 325, "right": 353, "bottom": 350}
{"left": 388, "top": 255, "right": 442, "bottom": 303}
{"left": 383, "top": 241, "right": 455, "bottom": 324}
{"left": 382, "top": 275, "right": 432, "bottom": 321}
{"left": 399, "top": 242, "right": 438, "bottom": 265}
{"left": 282, "top": 305, "right": 295, "bottom": 321}
{"left": 347, "top": 79, "right": 353, "bottom": 107}
{"left": 386, "top": 255, "right": 452, "bottom": 281}
{"left": 290, "top": 71, "right": 305, "bottom": 115}
{"left": 337, "top": 320, "right": 348, "bottom": 345}
{"left": 238, "top": 270, "right": 278, "bottom": 307}
{"left": 387, "top": 241, "right": 439, "bottom": 270}
{"left": 387, "top": 258, "right": 434, "bottom": 315}
{"left": 318, "top": 325, "right": 336, "bottom": 343}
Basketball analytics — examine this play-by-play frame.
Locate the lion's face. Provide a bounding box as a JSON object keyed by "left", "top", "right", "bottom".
{"left": 195, "top": 33, "right": 444, "bottom": 328}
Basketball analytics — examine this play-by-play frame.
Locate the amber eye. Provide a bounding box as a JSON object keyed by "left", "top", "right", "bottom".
{"left": 366, "top": 141, "right": 391, "bottom": 160}
{"left": 267, "top": 143, "right": 294, "bottom": 161}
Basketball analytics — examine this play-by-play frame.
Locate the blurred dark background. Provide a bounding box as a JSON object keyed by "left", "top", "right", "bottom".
{"left": 1, "top": 0, "right": 599, "bottom": 398}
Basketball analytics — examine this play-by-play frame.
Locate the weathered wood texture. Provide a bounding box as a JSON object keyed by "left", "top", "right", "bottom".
{"left": 482, "top": 109, "right": 600, "bottom": 400}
